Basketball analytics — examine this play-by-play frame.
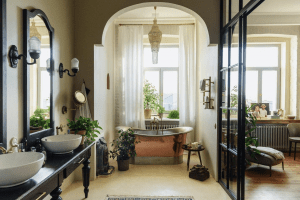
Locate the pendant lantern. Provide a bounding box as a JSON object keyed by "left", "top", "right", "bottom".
{"left": 148, "top": 6, "right": 162, "bottom": 64}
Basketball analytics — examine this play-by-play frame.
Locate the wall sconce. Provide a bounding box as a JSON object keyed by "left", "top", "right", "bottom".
{"left": 59, "top": 58, "right": 79, "bottom": 78}
{"left": 9, "top": 36, "right": 41, "bottom": 68}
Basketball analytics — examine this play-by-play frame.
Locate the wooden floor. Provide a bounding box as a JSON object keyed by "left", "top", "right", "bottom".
{"left": 245, "top": 153, "right": 300, "bottom": 200}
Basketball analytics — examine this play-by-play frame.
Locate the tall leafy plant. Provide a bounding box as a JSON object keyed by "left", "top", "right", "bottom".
{"left": 245, "top": 105, "right": 260, "bottom": 160}
{"left": 143, "top": 80, "right": 159, "bottom": 110}
{"left": 110, "top": 129, "right": 140, "bottom": 161}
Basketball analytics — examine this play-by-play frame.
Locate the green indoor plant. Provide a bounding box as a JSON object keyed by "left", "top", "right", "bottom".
{"left": 30, "top": 107, "right": 50, "bottom": 132}
{"left": 156, "top": 104, "right": 165, "bottom": 119}
{"left": 30, "top": 113, "right": 50, "bottom": 130}
{"left": 67, "top": 116, "right": 102, "bottom": 145}
{"left": 167, "top": 110, "right": 179, "bottom": 119}
{"left": 143, "top": 80, "right": 159, "bottom": 119}
{"left": 109, "top": 128, "right": 140, "bottom": 171}
{"left": 245, "top": 105, "right": 260, "bottom": 162}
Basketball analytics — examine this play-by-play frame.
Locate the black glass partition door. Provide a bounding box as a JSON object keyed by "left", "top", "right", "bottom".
{"left": 218, "top": 0, "right": 265, "bottom": 199}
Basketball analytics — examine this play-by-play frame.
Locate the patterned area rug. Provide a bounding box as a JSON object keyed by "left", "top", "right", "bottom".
{"left": 105, "top": 196, "right": 195, "bottom": 200}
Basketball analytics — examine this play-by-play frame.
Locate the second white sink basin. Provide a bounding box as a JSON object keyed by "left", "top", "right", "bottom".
{"left": 0, "top": 152, "right": 44, "bottom": 188}
{"left": 41, "top": 134, "right": 82, "bottom": 154}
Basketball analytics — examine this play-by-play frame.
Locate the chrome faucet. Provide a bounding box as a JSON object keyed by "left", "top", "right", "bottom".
{"left": 150, "top": 117, "right": 160, "bottom": 134}
{"left": 0, "top": 146, "right": 7, "bottom": 154}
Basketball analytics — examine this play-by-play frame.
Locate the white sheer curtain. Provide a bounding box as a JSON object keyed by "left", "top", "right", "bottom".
{"left": 115, "top": 26, "right": 145, "bottom": 129}
{"left": 179, "top": 25, "right": 196, "bottom": 144}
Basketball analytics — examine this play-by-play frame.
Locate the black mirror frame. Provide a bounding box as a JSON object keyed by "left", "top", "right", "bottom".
{"left": 23, "top": 9, "right": 54, "bottom": 149}
{"left": 0, "top": 0, "right": 7, "bottom": 149}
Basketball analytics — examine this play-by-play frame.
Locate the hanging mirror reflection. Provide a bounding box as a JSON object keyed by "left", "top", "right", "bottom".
{"left": 29, "top": 16, "right": 51, "bottom": 133}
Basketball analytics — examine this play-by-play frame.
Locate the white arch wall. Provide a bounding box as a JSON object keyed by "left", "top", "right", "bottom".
{"left": 94, "top": 7, "right": 219, "bottom": 180}
{"left": 102, "top": 2, "right": 211, "bottom": 47}
{"left": 73, "top": 0, "right": 219, "bottom": 120}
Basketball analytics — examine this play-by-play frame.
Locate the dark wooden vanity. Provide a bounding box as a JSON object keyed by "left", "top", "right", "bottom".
{"left": 0, "top": 142, "right": 94, "bottom": 200}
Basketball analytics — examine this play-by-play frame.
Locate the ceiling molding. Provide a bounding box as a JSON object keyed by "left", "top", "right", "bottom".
{"left": 250, "top": 12, "right": 300, "bottom": 16}
{"left": 114, "top": 17, "right": 195, "bottom": 25}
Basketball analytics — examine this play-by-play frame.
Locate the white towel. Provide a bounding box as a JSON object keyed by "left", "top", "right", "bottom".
{"left": 251, "top": 146, "right": 285, "bottom": 160}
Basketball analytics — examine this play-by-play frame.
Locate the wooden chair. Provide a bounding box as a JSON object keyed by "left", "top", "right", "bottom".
{"left": 287, "top": 123, "right": 300, "bottom": 160}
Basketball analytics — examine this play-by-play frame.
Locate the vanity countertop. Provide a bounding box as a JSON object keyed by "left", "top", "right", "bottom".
{"left": 0, "top": 142, "right": 94, "bottom": 200}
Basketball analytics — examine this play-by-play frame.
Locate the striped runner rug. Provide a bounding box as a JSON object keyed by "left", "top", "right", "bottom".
{"left": 105, "top": 196, "right": 195, "bottom": 200}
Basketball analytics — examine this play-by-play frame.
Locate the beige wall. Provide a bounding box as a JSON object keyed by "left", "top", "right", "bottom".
{"left": 73, "top": 0, "right": 220, "bottom": 119}
{"left": 196, "top": 21, "right": 219, "bottom": 179}
{"left": 7, "top": 0, "right": 76, "bottom": 196}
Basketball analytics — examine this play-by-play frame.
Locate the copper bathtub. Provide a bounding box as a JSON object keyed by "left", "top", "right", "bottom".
{"left": 117, "top": 127, "right": 193, "bottom": 165}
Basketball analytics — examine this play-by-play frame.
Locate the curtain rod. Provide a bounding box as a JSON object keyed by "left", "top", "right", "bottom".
{"left": 119, "top": 23, "right": 195, "bottom": 26}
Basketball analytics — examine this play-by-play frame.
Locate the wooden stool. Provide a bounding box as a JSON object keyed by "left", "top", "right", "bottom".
{"left": 182, "top": 146, "right": 205, "bottom": 171}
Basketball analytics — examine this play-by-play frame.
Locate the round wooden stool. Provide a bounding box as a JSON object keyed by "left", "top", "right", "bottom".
{"left": 182, "top": 146, "right": 205, "bottom": 171}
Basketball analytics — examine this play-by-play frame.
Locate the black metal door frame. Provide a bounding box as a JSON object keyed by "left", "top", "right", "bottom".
{"left": 217, "top": 1, "right": 265, "bottom": 200}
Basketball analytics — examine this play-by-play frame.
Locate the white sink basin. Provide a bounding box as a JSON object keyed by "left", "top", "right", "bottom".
{"left": 0, "top": 152, "right": 44, "bottom": 188}
{"left": 41, "top": 134, "right": 82, "bottom": 154}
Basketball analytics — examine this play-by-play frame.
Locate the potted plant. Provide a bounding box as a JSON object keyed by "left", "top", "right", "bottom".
{"left": 30, "top": 113, "right": 50, "bottom": 133}
{"left": 156, "top": 104, "right": 165, "bottom": 119}
{"left": 167, "top": 110, "right": 179, "bottom": 119}
{"left": 143, "top": 80, "right": 159, "bottom": 119}
{"left": 67, "top": 116, "right": 102, "bottom": 145}
{"left": 109, "top": 128, "right": 140, "bottom": 171}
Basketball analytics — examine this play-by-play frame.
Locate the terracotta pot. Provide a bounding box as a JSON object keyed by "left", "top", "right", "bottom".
{"left": 70, "top": 130, "right": 86, "bottom": 145}
{"left": 30, "top": 126, "right": 43, "bottom": 133}
{"left": 144, "top": 109, "right": 152, "bottom": 119}
{"left": 117, "top": 158, "right": 130, "bottom": 171}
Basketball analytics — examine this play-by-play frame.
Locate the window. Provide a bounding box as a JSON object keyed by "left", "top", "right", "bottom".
{"left": 226, "top": 45, "right": 280, "bottom": 111}
{"left": 38, "top": 46, "right": 51, "bottom": 109}
{"left": 144, "top": 46, "right": 179, "bottom": 111}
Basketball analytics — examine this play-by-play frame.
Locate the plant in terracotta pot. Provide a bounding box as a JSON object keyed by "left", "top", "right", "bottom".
{"left": 67, "top": 116, "right": 102, "bottom": 145}
{"left": 143, "top": 80, "right": 159, "bottom": 119}
{"left": 30, "top": 113, "right": 50, "bottom": 132}
{"left": 109, "top": 128, "right": 140, "bottom": 171}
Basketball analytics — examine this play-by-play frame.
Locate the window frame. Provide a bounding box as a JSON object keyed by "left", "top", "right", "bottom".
{"left": 143, "top": 45, "right": 179, "bottom": 113}
{"left": 232, "top": 44, "right": 281, "bottom": 110}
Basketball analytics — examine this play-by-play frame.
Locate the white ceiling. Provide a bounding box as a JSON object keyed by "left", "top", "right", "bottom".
{"left": 117, "top": 7, "right": 193, "bottom": 19}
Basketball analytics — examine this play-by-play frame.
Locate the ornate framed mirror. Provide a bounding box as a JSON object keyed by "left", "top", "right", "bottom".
{"left": 0, "top": 0, "right": 7, "bottom": 149}
{"left": 23, "top": 9, "right": 54, "bottom": 148}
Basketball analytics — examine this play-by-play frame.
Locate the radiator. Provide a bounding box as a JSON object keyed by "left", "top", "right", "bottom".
{"left": 145, "top": 124, "right": 179, "bottom": 130}
{"left": 252, "top": 125, "right": 289, "bottom": 151}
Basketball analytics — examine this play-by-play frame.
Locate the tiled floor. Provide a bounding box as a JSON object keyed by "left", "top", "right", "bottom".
{"left": 61, "top": 154, "right": 231, "bottom": 200}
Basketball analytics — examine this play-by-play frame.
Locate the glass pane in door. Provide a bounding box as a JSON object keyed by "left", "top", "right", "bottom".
{"left": 245, "top": 71, "right": 258, "bottom": 107}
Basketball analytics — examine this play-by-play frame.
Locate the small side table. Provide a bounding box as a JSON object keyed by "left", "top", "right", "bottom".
{"left": 182, "top": 145, "right": 205, "bottom": 171}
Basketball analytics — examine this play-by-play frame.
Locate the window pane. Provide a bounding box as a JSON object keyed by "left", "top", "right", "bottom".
{"left": 246, "top": 71, "right": 258, "bottom": 106}
{"left": 144, "top": 47, "right": 178, "bottom": 67}
{"left": 40, "top": 71, "right": 50, "bottom": 109}
{"left": 163, "top": 71, "right": 178, "bottom": 110}
{"left": 40, "top": 47, "right": 50, "bottom": 68}
{"left": 144, "top": 71, "right": 160, "bottom": 94}
{"left": 230, "top": 71, "right": 238, "bottom": 108}
{"left": 262, "top": 71, "right": 277, "bottom": 111}
{"left": 247, "top": 47, "right": 278, "bottom": 67}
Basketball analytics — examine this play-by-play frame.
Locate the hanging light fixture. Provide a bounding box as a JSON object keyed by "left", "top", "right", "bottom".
{"left": 30, "top": 19, "right": 42, "bottom": 42}
{"left": 148, "top": 6, "right": 162, "bottom": 64}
